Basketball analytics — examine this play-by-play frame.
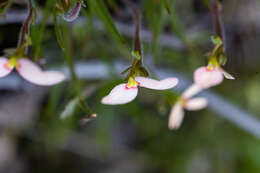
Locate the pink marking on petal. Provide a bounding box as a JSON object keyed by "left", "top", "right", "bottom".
{"left": 205, "top": 66, "right": 212, "bottom": 72}
{"left": 0, "top": 57, "right": 13, "bottom": 78}
{"left": 101, "top": 83, "right": 138, "bottom": 105}
{"left": 185, "top": 97, "right": 208, "bottom": 111}
{"left": 168, "top": 103, "right": 184, "bottom": 130}
{"left": 4, "top": 63, "right": 12, "bottom": 71}
{"left": 18, "top": 58, "right": 65, "bottom": 86}
{"left": 194, "top": 66, "right": 224, "bottom": 89}
{"left": 135, "top": 77, "right": 178, "bottom": 90}
{"left": 125, "top": 85, "right": 138, "bottom": 90}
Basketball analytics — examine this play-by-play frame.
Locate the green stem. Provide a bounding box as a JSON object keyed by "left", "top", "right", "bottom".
{"left": 33, "top": 0, "right": 53, "bottom": 61}
{"left": 61, "top": 21, "right": 78, "bottom": 82}
{"left": 0, "top": 0, "right": 14, "bottom": 15}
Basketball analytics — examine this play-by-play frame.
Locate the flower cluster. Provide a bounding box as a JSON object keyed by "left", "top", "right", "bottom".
{"left": 1, "top": 0, "right": 236, "bottom": 131}
{"left": 168, "top": 36, "right": 235, "bottom": 130}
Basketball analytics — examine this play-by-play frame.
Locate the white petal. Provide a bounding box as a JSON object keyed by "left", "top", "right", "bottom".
{"left": 0, "top": 57, "right": 13, "bottom": 77}
{"left": 18, "top": 58, "right": 65, "bottom": 86}
{"left": 185, "top": 97, "right": 208, "bottom": 111}
{"left": 218, "top": 67, "right": 235, "bottom": 80}
{"left": 135, "top": 77, "right": 178, "bottom": 90}
{"left": 168, "top": 103, "right": 184, "bottom": 130}
{"left": 181, "top": 84, "right": 202, "bottom": 99}
{"left": 63, "top": 2, "right": 81, "bottom": 22}
{"left": 194, "top": 66, "right": 224, "bottom": 89}
{"left": 101, "top": 84, "right": 138, "bottom": 105}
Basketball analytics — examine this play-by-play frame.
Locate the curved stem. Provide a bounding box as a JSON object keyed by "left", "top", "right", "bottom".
{"left": 17, "top": 0, "right": 33, "bottom": 52}
{"left": 211, "top": 0, "right": 226, "bottom": 50}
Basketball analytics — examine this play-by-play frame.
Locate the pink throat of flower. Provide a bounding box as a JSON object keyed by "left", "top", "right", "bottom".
{"left": 4, "top": 63, "right": 12, "bottom": 71}
{"left": 4, "top": 62, "right": 21, "bottom": 72}
{"left": 125, "top": 82, "right": 140, "bottom": 90}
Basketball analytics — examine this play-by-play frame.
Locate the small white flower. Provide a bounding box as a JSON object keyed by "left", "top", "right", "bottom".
{"left": 101, "top": 76, "right": 178, "bottom": 105}
{"left": 0, "top": 57, "right": 65, "bottom": 86}
{"left": 194, "top": 65, "right": 235, "bottom": 89}
{"left": 168, "top": 85, "right": 208, "bottom": 130}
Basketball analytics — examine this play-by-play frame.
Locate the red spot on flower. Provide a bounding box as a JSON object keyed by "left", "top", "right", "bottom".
{"left": 4, "top": 63, "right": 12, "bottom": 71}
{"left": 125, "top": 84, "right": 138, "bottom": 90}
{"left": 16, "top": 63, "right": 21, "bottom": 73}
{"left": 205, "top": 67, "right": 212, "bottom": 72}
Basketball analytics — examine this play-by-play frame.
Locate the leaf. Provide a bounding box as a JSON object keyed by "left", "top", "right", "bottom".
{"left": 138, "top": 66, "right": 149, "bottom": 77}
{"left": 211, "top": 35, "right": 222, "bottom": 46}
{"left": 33, "top": 0, "right": 53, "bottom": 61}
{"left": 78, "top": 97, "right": 93, "bottom": 114}
{"left": 60, "top": 96, "right": 94, "bottom": 120}
{"left": 121, "top": 66, "right": 131, "bottom": 75}
{"left": 0, "top": 0, "right": 14, "bottom": 15}
{"left": 53, "top": 8, "right": 65, "bottom": 50}
{"left": 61, "top": 21, "right": 78, "bottom": 82}
{"left": 3, "top": 48, "right": 16, "bottom": 57}
{"left": 89, "top": 0, "right": 125, "bottom": 44}
{"left": 144, "top": 0, "right": 164, "bottom": 60}
{"left": 162, "top": 0, "right": 171, "bottom": 15}
{"left": 60, "top": 97, "right": 79, "bottom": 119}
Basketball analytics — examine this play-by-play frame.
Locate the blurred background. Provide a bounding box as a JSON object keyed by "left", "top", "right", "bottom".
{"left": 0, "top": 0, "right": 260, "bottom": 172}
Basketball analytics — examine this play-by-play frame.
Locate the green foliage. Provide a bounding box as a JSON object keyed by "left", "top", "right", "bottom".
{"left": 88, "top": 0, "right": 125, "bottom": 45}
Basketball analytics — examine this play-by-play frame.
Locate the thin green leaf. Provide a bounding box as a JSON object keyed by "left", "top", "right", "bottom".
{"left": 60, "top": 97, "right": 79, "bottom": 119}
{"left": 33, "top": 0, "right": 53, "bottom": 61}
{"left": 162, "top": 0, "right": 171, "bottom": 15}
{"left": 0, "top": 0, "right": 14, "bottom": 15}
{"left": 138, "top": 66, "right": 149, "bottom": 77}
{"left": 61, "top": 21, "right": 78, "bottom": 82}
{"left": 89, "top": 0, "right": 125, "bottom": 44}
{"left": 121, "top": 66, "right": 131, "bottom": 75}
{"left": 79, "top": 97, "right": 93, "bottom": 115}
{"left": 53, "top": 8, "right": 65, "bottom": 50}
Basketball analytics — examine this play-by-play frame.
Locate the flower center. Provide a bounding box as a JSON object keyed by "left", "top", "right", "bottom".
{"left": 208, "top": 57, "right": 220, "bottom": 69}
{"left": 7, "top": 57, "right": 19, "bottom": 69}
{"left": 179, "top": 97, "right": 187, "bottom": 107}
{"left": 126, "top": 77, "right": 140, "bottom": 89}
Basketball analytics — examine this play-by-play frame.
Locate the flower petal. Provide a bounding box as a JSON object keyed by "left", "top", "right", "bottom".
{"left": 218, "top": 67, "right": 235, "bottom": 80}
{"left": 101, "top": 84, "right": 138, "bottom": 105}
{"left": 168, "top": 103, "right": 184, "bottom": 130}
{"left": 18, "top": 58, "right": 65, "bottom": 86}
{"left": 135, "top": 77, "right": 178, "bottom": 90}
{"left": 181, "top": 84, "right": 202, "bottom": 99}
{"left": 194, "top": 66, "right": 223, "bottom": 89}
{"left": 0, "top": 57, "right": 13, "bottom": 77}
{"left": 63, "top": 2, "right": 81, "bottom": 22}
{"left": 185, "top": 97, "right": 208, "bottom": 111}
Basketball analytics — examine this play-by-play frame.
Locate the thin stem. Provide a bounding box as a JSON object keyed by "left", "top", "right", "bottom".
{"left": 211, "top": 0, "right": 226, "bottom": 50}
{"left": 17, "top": 0, "right": 33, "bottom": 52}
{"left": 133, "top": 9, "right": 142, "bottom": 60}
{"left": 33, "top": 0, "right": 53, "bottom": 61}
{"left": 61, "top": 21, "right": 78, "bottom": 82}
{"left": 129, "top": 9, "right": 142, "bottom": 78}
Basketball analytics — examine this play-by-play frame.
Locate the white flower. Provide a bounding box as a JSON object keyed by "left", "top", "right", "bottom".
{"left": 194, "top": 65, "right": 234, "bottom": 89}
{"left": 101, "top": 76, "right": 178, "bottom": 105}
{"left": 168, "top": 84, "right": 208, "bottom": 130}
{"left": 0, "top": 57, "right": 65, "bottom": 86}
